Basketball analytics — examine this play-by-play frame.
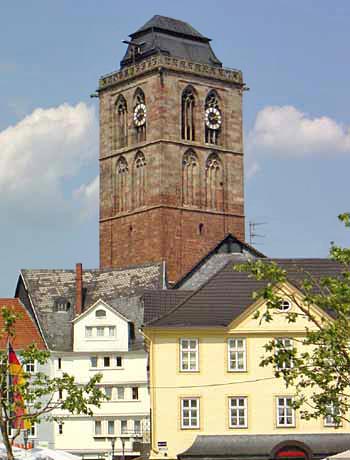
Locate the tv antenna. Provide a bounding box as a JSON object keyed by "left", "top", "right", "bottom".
{"left": 249, "top": 221, "right": 267, "bottom": 246}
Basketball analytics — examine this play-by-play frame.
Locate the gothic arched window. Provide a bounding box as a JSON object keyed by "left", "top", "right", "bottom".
{"left": 205, "top": 153, "right": 223, "bottom": 210}
{"left": 133, "top": 151, "right": 146, "bottom": 208}
{"left": 181, "top": 86, "right": 196, "bottom": 141}
{"left": 115, "top": 95, "right": 128, "bottom": 149}
{"left": 205, "top": 90, "right": 222, "bottom": 145}
{"left": 115, "top": 156, "right": 128, "bottom": 213}
{"left": 182, "top": 150, "right": 199, "bottom": 207}
{"left": 133, "top": 88, "right": 146, "bottom": 144}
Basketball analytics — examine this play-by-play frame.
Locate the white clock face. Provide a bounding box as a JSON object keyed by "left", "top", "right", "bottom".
{"left": 205, "top": 107, "right": 222, "bottom": 130}
{"left": 134, "top": 103, "right": 147, "bottom": 127}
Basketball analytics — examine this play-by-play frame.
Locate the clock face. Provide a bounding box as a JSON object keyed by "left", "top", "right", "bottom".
{"left": 205, "top": 107, "right": 222, "bottom": 130}
{"left": 134, "top": 103, "right": 147, "bottom": 127}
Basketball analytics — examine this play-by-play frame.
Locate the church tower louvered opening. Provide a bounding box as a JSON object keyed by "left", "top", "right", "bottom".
{"left": 99, "top": 15, "right": 245, "bottom": 282}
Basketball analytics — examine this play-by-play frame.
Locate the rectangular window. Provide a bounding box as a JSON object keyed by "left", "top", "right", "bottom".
{"left": 28, "top": 423, "right": 36, "bottom": 438}
{"left": 104, "top": 356, "right": 110, "bottom": 368}
{"left": 58, "top": 358, "right": 62, "bottom": 370}
{"left": 228, "top": 338, "right": 246, "bottom": 371}
{"left": 132, "top": 387, "right": 139, "bottom": 400}
{"left": 276, "top": 338, "right": 294, "bottom": 370}
{"left": 105, "top": 387, "right": 112, "bottom": 400}
{"left": 25, "top": 360, "right": 35, "bottom": 373}
{"left": 109, "top": 326, "right": 116, "bottom": 337}
{"left": 90, "top": 356, "right": 98, "bottom": 368}
{"left": 134, "top": 420, "right": 141, "bottom": 435}
{"left": 181, "top": 398, "right": 199, "bottom": 429}
{"left": 97, "top": 327, "right": 104, "bottom": 337}
{"left": 94, "top": 420, "right": 102, "bottom": 436}
{"left": 116, "top": 356, "right": 122, "bottom": 368}
{"left": 276, "top": 397, "right": 295, "bottom": 427}
{"left": 58, "top": 423, "right": 63, "bottom": 435}
{"left": 180, "top": 339, "right": 198, "bottom": 372}
{"left": 229, "top": 397, "right": 247, "bottom": 428}
{"left": 108, "top": 420, "right": 115, "bottom": 435}
{"left": 85, "top": 326, "right": 93, "bottom": 338}
{"left": 117, "top": 387, "right": 125, "bottom": 400}
{"left": 58, "top": 389, "right": 63, "bottom": 400}
{"left": 324, "top": 402, "right": 340, "bottom": 427}
{"left": 121, "top": 420, "right": 128, "bottom": 435}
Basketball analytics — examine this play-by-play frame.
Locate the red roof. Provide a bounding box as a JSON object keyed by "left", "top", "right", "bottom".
{"left": 0, "top": 299, "right": 46, "bottom": 350}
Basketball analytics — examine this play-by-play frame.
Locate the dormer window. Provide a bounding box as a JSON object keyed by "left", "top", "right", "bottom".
{"left": 54, "top": 297, "right": 71, "bottom": 312}
{"left": 95, "top": 309, "right": 106, "bottom": 318}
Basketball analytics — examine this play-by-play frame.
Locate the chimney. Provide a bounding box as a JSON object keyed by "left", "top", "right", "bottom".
{"left": 75, "top": 263, "right": 83, "bottom": 316}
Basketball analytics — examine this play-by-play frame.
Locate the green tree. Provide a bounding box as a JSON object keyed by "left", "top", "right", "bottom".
{"left": 236, "top": 213, "right": 350, "bottom": 425}
{"left": 0, "top": 307, "right": 105, "bottom": 460}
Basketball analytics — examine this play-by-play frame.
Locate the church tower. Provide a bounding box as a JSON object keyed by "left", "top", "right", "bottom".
{"left": 99, "top": 15, "right": 245, "bottom": 283}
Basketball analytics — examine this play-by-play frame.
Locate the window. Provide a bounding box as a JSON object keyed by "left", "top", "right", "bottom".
{"left": 94, "top": 420, "right": 102, "bottom": 436}
{"left": 24, "top": 360, "right": 35, "bottom": 373}
{"left": 324, "top": 402, "right": 340, "bottom": 427}
{"left": 104, "top": 357, "right": 110, "bottom": 368}
{"left": 117, "top": 387, "right": 125, "bottom": 400}
{"left": 115, "top": 95, "right": 128, "bottom": 149}
{"left": 181, "top": 398, "right": 199, "bottom": 429}
{"left": 278, "top": 299, "right": 292, "bottom": 312}
{"left": 115, "top": 156, "right": 129, "bottom": 213}
{"left": 228, "top": 338, "right": 246, "bottom": 371}
{"left": 276, "top": 397, "right": 295, "bottom": 427}
{"left": 105, "top": 387, "right": 112, "bottom": 400}
{"left": 58, "top": 423, "right": 63, "bottom": 435}
{"left": 28, "top": 423, "right": 36, "bottom": 438}
{"left": 132, "top": 387, "right": 139, "bottom": 400}
{"left": 121, "top": 420, "right": 128, "bottom": 435}
{"left": 96, "top": 309, "right": 106, "bottom": 318}
{"left": 97, "top": 327, "right": 105, "bottom": 337}
{"left": 109, "top": 326, "right": 116, "bottom": 337}
{"left": 133, "top": 151, "right": 146, "bottom": 209}
{"left": 90, "top": 356, "right": 98, "bottom": 368}
{"left": 134, "top": 420, "right": 141, "bottom": 435}
{"left": 108, "top": 420, "right": 115, "bottom": 435}
{"left": 58, "top": 358, "right": 62, "bottom": 370}
{"left": 58, "top": 389, "right": 63, "bottom": 400}
{"left": 85, "top": 326, "right": 93, "bottom": 337}
{"left": 205, "top": 153, "right": 223, "bottom": 210}
{"left": 181, "top": 86, "right": 196, "bottom": 141}
{"left": 182, "top": 150, "right": 199, "bottom": 207}
{"left": 180, "top": 339, "right": 198, "bottom": 372}
{"left": 116, "top": 356, "right": 123, "bottom": 368}
{"left": 276, "top": 338, "right": 294, "bottom": 370}
{"left": 229, "top": 397, "right": 247, "bottom": 428}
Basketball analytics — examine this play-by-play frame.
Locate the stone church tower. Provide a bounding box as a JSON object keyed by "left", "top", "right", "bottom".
{"left": 99, "top": 15, "right": 245, "bottom": 283}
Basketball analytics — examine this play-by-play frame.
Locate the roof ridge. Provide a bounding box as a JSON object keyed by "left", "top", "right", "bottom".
{"left": 145, "top": 258, "right": 236, "bottom": 327}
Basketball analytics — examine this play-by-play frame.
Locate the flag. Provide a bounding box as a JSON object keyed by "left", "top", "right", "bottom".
{"left": 8, "top": 343, "right": 31, "bottom": 430}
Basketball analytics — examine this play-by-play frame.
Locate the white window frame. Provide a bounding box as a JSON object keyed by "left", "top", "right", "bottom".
{"left": 324, "top": 402, "right": 340, "bottom": 427}
{"left": 58, "top": 422, "right": 63, "bottom": 435}
{"left": 276, "top": 337, "right": 294, "bottom": 370}
{"left": 90, "top": 356, "right": 98, "bottom": 368}
{"left": 107, "top": 420, "right": 115, "bottom": 436}
{"left": 96, "top": 326, "right": 105, "bottom": 337}
{"left": 23, "top": 360, "right": 36, "bottom": 374}
{"left": 116, "top": 356, "right": 123, "bottom": 368}
{"left": 134, "top": 420, "right": 141, "bottom": 435}
{"left": 228, "top": 338, "right": 246, "bottom": 372}
{"left": 120, "top": 419, "right": 128, "bottom": 435}
{"left": 103, "top": 356, "right": 111, "bottom": 368}
{"left": 85, "top": 326, "right": 93, "bottom": 338}
{"left": 180, "top": 338, "right": 199, "bottom": 372}
{"left": 181, "top": 398, "right": 200, "bottom": 429}
{"left": 105, "top": 387, "right": 113, "bottom": 400}
{"left": 276, "top": 397, "right": 295, "bottom": 427}
{"left": 28, "top": 423, "right": 36, "bottom": 438}
{"left": 109, "top": 326, "right": 116, "bottom": 337}
{"left": 117, "top": 387, "right": 125, "bottom": 400}
{"left": 278, "top": 299, "right": 292, "bottom": 312}
{"left": 94, "top": 420, "right": 102, "bottom": 436}
{"left": 229, "top": 397, "right": 248, "bottom": 428}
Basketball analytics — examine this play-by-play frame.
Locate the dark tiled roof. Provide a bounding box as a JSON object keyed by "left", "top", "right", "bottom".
{"left": 0, "top": 299, "right": 46, "bottom": 350}
{"left": 19, "top": 263, "right": 163, "bottom": 351}
{"left": 147, "top": 259, "right": 343, "bottom": 328}
{"left": 143, "top": 290, "right": 193, "bottom": 324}
{"left": 121, "top": 15, "right": 222, "bottom": 68}
{"left": 134, "top": 15, "right": 205, "bottom": 39}
{"left": 179, "top": 434, "right": 350, "bottom": 459}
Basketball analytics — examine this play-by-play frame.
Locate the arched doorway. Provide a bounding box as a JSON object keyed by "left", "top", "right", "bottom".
{"left": 273, "top": 442, "right": 311, "bottom": 460}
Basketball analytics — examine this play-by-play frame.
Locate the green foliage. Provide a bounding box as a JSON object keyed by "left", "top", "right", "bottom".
{"left": 0, "top": 307, "right": 106, "bottom": 460}
{"left": 235, "top": 214, "right": 350, "bottom": 426}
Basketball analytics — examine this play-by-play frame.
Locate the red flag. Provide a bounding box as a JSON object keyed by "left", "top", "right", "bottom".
{"left": 8, "top": 343, "right": 31, "bottom": 430}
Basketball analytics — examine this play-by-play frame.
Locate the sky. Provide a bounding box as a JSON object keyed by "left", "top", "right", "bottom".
{"left": 1, "top": 1, "right": 349, "bottom": 296}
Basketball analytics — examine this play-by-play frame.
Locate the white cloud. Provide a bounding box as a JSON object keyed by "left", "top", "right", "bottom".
{"left": 0, "top": 102, "right": 98, "bottom": 221}
{"left": 73, "top": 176, "right": 99, "bottom": 220}
{"left": 246, "top": 105, "right": 350, "bottom": 177}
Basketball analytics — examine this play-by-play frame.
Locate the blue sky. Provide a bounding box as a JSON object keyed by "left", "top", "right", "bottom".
{"left": 1, "top": 1, "right": 349, "bottom": 296}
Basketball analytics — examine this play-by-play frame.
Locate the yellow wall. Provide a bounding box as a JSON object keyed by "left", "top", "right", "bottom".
{"left": 144, "top": 291, "right": 340, "bottom": 460}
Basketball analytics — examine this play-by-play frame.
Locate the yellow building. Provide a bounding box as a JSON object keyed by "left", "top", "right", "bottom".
{"left": 143, "top": 258, "right": 350, "bottom": 460}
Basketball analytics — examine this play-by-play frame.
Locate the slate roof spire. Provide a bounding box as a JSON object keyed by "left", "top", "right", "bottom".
{"left": 120, "top": 15, "right": 222, "bottom": 69}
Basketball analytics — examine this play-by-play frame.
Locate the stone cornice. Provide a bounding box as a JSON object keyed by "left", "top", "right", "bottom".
{"left": 99, "top": 54, "right": 243, "bottom": 91}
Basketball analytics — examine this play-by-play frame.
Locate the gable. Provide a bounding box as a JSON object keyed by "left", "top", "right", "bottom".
{"left": 227, "top": 282, "right": 332, "bottom": 335}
